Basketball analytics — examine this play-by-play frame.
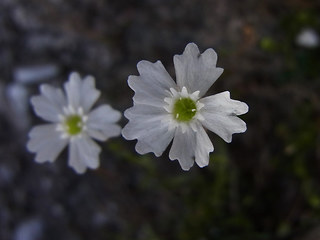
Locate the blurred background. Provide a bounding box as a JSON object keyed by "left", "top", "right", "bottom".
{"left": 0, "top": 0, "right": 320, "bottom": 239}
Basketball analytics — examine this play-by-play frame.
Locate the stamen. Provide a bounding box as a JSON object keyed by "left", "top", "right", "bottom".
{"left": 190, "top": 90, "right": 200, "bottom": 100}
{"left": 181, "top": 86, "right": 188, "bottom": 97}
{"left": 169, "top": 88, "right": 179, "bottom": 97}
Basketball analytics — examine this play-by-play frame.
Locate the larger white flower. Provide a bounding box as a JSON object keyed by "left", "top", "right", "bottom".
{"left": 27, "top": 72, "right": 122, "bottom": 174}
{"left": 122, "top": 43, "right": 248, "bottom": 170}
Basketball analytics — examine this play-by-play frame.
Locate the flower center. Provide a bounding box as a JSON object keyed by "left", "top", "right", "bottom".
{"left": 173, "top": 97, "right": 197, "bottom": 122}
{"left": 64, "top": 115, "right": 83, "bottom": 135}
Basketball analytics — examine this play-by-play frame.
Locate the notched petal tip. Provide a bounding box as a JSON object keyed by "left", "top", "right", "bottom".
{"left": 83, "top": 75, "right": 95, "bottom": 83}
{"left": 69, "top": 71, "right": 81, "bottom": 81}
{"left": 174, "top": 42, "right": 201, "bottom": 63}
{"left": 123, "top": 106, "right": 134, "bottom": 120}
{"left": 225, "top": 137, "right": 232, "bottom": 143}
{"left": 220, "top": 90, "right": 230, "bottom": 98}
{"left": 181, "top": 164, "right": 193, "bottom": 171}
{"left": 136, "top": 59, "right": 150, "bottom": 68}
{"left": 30, "top": 95, "right": 38, "bottom": 107}
{"left": 216, "top": 67, "right": 224, "bottom": 76}
{"left": 184, "top": 42, "right": 200, "bottom": 54}
{"left": 26, "top": 140, "right": 35, "bottom": 153}
{"left": 127, "top": 75, "right": 139, "bottom": 91}
{"left": 168, "top": 155, "right": 193, "bottom": 171}
{"left": 196, "top": 161, "right": 209, "bottom": 168}
{"left": 174, "top": 43, "right": 224, "bottom": 96}
{"left": 136, "top": 60, "right": 159, "bottom": 74}
{"left": 241, "top": 102, "right": 249, "bottom": 115}
{"left": 201, "top": 48, "right": 219, "bottom": 66}
{"left": 231, "top": 99, "right": 249, "bottom": 116}
{"left": 240, "top": 121, "right": 247, "bottom": 133}
{"left": 121, "top": 125, "right": 133, "bottom": 140}
{"left": 71, "top": 164, "right": 87, "bottom": 174}
{"left": 224, "top": 122, "right": 247, "bottom": 144}
{"left": 39, "top": 84, "right": 51, "bottom": 94}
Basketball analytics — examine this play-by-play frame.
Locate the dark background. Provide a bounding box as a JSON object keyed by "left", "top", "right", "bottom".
{"left": 0, "top": 0, "right": 320, "bottom": 239}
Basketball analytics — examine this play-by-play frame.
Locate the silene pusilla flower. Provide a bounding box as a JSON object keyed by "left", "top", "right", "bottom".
{"left": 27, "top": 72, "right": 121, "bottom": 174}
{"left": 122, "top": 43, "right": 249, "bottom": 170}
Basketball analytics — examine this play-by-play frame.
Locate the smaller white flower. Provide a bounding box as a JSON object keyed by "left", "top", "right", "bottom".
{"left": 27, "top": 72, "right": 122, "bottom": 174}
{"left": 122, "top": 43, "right": 249, "bottom": 170}
{"left": 296, "top": 28, "right": 319, "bottom": 48}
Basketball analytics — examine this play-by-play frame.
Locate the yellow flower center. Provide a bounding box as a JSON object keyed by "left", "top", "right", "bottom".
{"left": 65, "top": 115, "right": 83, "bottom": 135}
{"left": 173, "top": 97, "right": 197, "bottom": 122}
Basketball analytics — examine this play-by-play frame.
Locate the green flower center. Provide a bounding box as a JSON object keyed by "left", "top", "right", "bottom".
{"left": 173, "top": 97, "right": 197, "bottom": 122}
{"left": 65, "top": 115, "right": 83, "bottom": 135}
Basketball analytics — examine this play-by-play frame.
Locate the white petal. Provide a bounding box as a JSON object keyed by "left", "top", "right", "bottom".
{"left": 40, "top": 84, "right": 67, "bottom": 107}
{"left": 64, "top": 72, "right": 82, "bottom": 109}
{"left": 88, "top": 104, "right": 121, "bottom": 124}
{"left": 124, "top": 103, "right": 168, "bottom": 119}
{"left": 169, "top": 127, "right": 196, "bottom": 171}
{"left": 78, "top": 136, "right": 101, "bottom": 168}
{"left": 194, "top": 123, "right": 214, "bottom": 168}
{"left": 31, "top": 85, "right": 66, "bottom": 122}
{"left": 87, "top": 104, "right": 121, "bottom": 141}
{"left": 128, "top": 60, "right": 176, "bottom": 107}
{"left": 87, "top": 124, "right": 121, "bottom": 141}
{"left": 68, "top": 139, "right": 86, "bottom": 174}
{"left": 173, "top": 43, "right": 224, "bottom": 97}
{"left": 200, "top": 91, "right": 248, "bottom": 143}
{"left": 122, "top": 110, "right": 168, "bottom": 141}
{"left": 200, "top": 91, "right": 248, "bottom": 115}
{"left": 31, "top": 96, "right": 61, "bottom": 122}
{"left": 68, "top": 136, "right": 101, "bottom": 174}
{"left": 80, "top": 75, "right": 101, "bottom": 113}
{"left": 129, "top": 75, "right": 166, "bottom": 107}
{"left": 134, "top": 123, "right": 175, "bottom": 157}
{"left": 87, "top": 129, "right": 107, "bottom": 141}
{"left": 122, "top": 104, "right": 174, "bottom": 156}
{"left": 202, "top": 115, "right": 246, "bottom": 143}
{"left": 27, "top": 124, "right": 68, "bottom": 163}
{"left": 136, "top": 60, "right": 176, "bottom": 92}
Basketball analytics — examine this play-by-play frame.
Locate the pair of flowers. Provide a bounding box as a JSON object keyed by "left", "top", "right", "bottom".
{"left": 27, "top": 43, "right": 248, "bottom": 174}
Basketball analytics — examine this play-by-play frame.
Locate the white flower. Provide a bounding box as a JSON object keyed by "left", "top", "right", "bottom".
{"left": 296, "top": 28, "right": 319, "bottom": 48}
{"left": 122, "top": 43, "right": 248, "bottom": 170}
{"left": 27, "top": 72, "right": 122, "bottom": 174}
